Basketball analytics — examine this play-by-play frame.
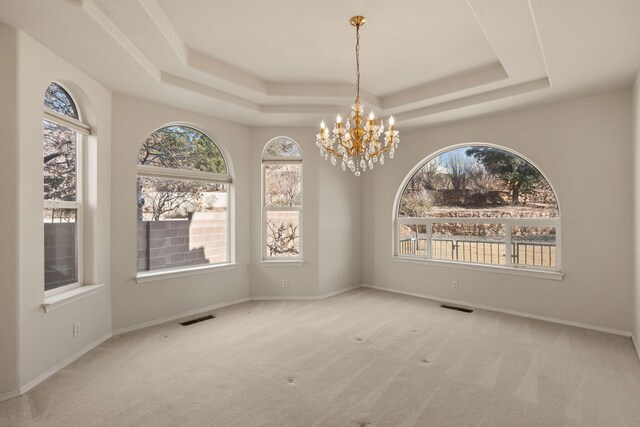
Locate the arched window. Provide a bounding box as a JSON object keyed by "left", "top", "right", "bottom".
{"left": 262, "top": 137, "right": 303, "bottom": 260}
{"left": 137, "top": 125, "right": 231, "bottom": 274}
{"left": 395, "top": 145, "right": 560, "bottom": 273}
{"left": 43, "top": 82, "right": 90, "bottom": 294}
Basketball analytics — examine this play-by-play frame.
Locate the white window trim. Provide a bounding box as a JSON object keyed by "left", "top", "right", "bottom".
{"left": 261, "top": 139, "right": 304, "bottom": 262}
{"left": 393, "top": 143, "right": 563, "bottom": 277}
{"left": 44, "top": 109, "right": 91, "bottom": 135}
{"left": 394, "top": 217, "right": 562, "bottom": 273}
{"left": 135, "top": 263, "right": 238, "bottom": 283}
{"left": 137, "top": 164, "right": 232, "bottom": 183}
{"left": 44, "top": 117, "right": 85, "bottom": 298}
{"left": 136, "top": 134, "right": 233, "bottom": 277}
{"left": 42, "top": 283, "right": 105, "bottom": 313}
{"left": 259, "top": 260, "right": 305, "bottom": 267}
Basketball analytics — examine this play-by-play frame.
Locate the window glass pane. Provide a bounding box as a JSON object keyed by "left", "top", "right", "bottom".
{"left": 44, "top": 208, "right": 78, "bottom": 291}
{"left": 431, "top": 223, "right": 506, "bottom": 265}
{"left": 512, "top": 226, "right": 557, "bottom": 268}
{"left": 399, "top": 146, "right": 558, "bottom": 219}
{"left": 44, "top": 120, "right": 76, "bottom": 201}
{"left": 264, "top": 164, "right": 302, "bottom": 208}
{"left": 137, "top": 177, "right": 228, "bottom": 272}
{"left": 398, "top": 224, "right": 427, "bottom": 256}
{"left": 44, "top": 83, "right": 78, "bottom": 119}
{"left": 266, "top": 211, "right": 300, "bottom": 257}
{"left": 264, "top": 138, "right": 301, "bottom": 157}
{"left": 138, "top": 125, "right": 227, "bottom": 174}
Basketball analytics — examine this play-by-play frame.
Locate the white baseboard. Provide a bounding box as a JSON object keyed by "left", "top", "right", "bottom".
{"left": 114, "top": 287, "right": 361, "bottom": 335}
{"left": 10, "top": 296, "right": 258, "bottom": 402}
{"left": 363, "top": 284, "right": 632, "bottom": 337}
{"left": 632, "top": 334, "right": 640, "bottom": 361}
{"left": 250, "top": 285, "right": 361, "bottom": 301}
{"left": 112, "top": 296, "right": 251, "bottom": 336}
{"left": 0, "top": 388, "right": 20, "bottom": 403}
{"left": 19, "top": 331, "right": 113, "bottom": 396}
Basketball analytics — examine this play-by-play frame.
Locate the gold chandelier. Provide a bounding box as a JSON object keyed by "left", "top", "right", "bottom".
{"left": 316, "top": 15, "right": 399, "bottom": 176}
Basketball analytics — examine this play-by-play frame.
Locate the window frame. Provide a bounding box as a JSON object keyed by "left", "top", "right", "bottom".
{"left": 261, "top": 137, "right": 304, "bottom": 262}
{"left": 43, "top": 83, "right": 89, "bottom": 297}
{"left": 393, "top": 143, "right": 562, "bottom": 277}
{"left": 136, "top": 125, "right": 233, "bottom": 277}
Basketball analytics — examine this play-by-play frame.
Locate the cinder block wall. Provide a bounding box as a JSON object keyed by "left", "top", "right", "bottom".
{"left": 137, "top": 212, "right": 227, "bottom": 271}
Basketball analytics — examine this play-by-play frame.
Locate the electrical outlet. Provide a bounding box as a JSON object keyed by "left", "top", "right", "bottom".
{"left": 282, "top": 279, "right": 289, "bottom": 288}
{"left": 73, "top": 322, "right": 81, "bottom": 338}
{"left": 451, "top": 281, "right": 458, "bottom": 291}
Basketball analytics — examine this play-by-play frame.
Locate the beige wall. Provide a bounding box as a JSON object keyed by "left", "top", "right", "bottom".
{"left": 249, "top": 127, "right": 363, "bottom": 298}
{"left": 633, "top": 71, "right": 640, "bottom": 349}
{"left": 250, "top": 128, "right": 320, "bottom": 297}
{"left": 0, "top": 24, "right": 19, "bottom": 398}
{"left": 363, "top": 90, "right": 634, "bottom": 332}
{"left": 17, "top": 32, "right": 113, "bottom": 387}
{"left": 110, "top": 94, "right": 252, "bottom": 330}
{"left": 318, "top": 156, "right": 363, "bottom": 295}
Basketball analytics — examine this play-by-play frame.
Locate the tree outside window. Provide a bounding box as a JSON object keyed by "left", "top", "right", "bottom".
{"left": 137, "top": 125, "right": 231, "bottom": 273}
{"left": 262, "top": 138, "right": 303, "bottom": 259}
{"left": 397, "top": 145, "right": 560, "bottom": 271}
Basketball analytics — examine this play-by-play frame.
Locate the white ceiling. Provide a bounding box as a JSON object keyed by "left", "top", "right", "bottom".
{"left": 2, "top": 0, "right": 640, "bottom": 129}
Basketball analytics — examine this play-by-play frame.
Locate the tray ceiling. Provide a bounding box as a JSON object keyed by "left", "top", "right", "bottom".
{"left": 1, "top": 0, "right": 640, "bottom": 128}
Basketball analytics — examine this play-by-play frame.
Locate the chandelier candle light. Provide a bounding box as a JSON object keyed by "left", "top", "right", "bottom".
{"left": 316, "top": 16, "right": 399, "bottom": 176}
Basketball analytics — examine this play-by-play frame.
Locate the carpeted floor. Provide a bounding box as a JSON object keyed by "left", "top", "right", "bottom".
{"left": 1, "top": 287, "right": 640, "bottom": 426}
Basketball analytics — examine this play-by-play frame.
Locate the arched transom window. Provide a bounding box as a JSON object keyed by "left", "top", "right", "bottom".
{"left": 137, "top": 125, "right": 231, "bottom": 273}
{"left": 262, "top": 137, "right": 303, "bottom": 260}
{"left": 396, "top": 145, "right": 560, "bottom": 273}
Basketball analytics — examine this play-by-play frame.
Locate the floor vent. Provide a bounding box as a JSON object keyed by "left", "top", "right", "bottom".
{"left": 440, "top": 304, "right": 474, "bottom": 313}
{"left": 180, "top": 314, "right": 215, "bottom": 326}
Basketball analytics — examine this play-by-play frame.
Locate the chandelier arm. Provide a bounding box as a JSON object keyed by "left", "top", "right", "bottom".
{"left": 322, "top": 146, "right": 344, "bottom": 158}
{"left": 335, "top": 137, "right": 353, "bottom": 153}
{"left": 369, "top": 141, "right": 394, "bottom": 158}
{"left": 339, "top": 143, "right": 352, "bottom": 154}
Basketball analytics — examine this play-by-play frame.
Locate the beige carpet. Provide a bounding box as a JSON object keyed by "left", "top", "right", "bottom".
{"left": 1, "top": 288, "right": 640, "bottom": 426}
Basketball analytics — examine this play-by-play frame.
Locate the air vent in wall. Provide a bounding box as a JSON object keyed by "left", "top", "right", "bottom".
{"left": 180, "top": 314, "right": 215, "bottom": 326}
{"left": 440, "top": 304, "right": 474, "bottom": 313}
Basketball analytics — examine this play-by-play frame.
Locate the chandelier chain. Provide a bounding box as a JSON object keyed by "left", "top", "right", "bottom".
{"left": 355, "top": 23, "right": 360, "bottom": 106}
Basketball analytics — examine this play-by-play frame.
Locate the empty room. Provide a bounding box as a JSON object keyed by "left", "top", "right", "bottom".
{"left": 2, "top": 0, "right": 640, "bottom": 425}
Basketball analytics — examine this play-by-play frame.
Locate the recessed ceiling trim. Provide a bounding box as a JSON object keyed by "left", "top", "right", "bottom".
{"left": 81, "top": 0, "right": 161, "bottom": 81}
{"left": 260, "top": 104, "right": 343, "bottom": 115}
{"left": 138, "top": 0, "right": 267, "bottom": 94}
{"left": 527, "top": 0, "right": 552, "bottom": 85}
{"left": 467, "top": 0, "right": 548, "bottom": 80}
{"left": 382, "top": 62, "right": 509, "bottom": 110}
{"left": 265, "top": 83, "right": 381, "bottom": 108}
{"left": 138, "top": 0, "right": 187, "bottom": 63}
{"left": 187, "top": 49, "right": 267, "bottom": 94}
{"left": 161, "top": 73, "right": 261, "bottom": 112}
{"left": 397, "top": 77, "right": 550, "bottom": 122}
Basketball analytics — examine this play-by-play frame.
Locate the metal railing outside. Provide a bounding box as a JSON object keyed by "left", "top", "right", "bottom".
{"left": 399, "top": 238, "right": 556, "bottom": 268}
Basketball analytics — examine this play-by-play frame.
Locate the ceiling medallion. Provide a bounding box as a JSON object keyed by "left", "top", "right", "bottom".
{"left": 316, "top": 16, "right": 399, "bottom": 176}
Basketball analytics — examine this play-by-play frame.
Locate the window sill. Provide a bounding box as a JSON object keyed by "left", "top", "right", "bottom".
{"left": 259, "top": 260, "right": 306, "bottom": 267}
{"left": 42, "top": 284, "right": 105, "bottom": 313}
{"left": 392, "top": 257, "right": 564, "bottom": 281}
{"left": 135, "top": 263, "right": 238, "bottom": 284}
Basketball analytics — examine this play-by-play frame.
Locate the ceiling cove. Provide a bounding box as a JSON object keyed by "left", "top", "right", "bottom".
{"left": 65, "top": 0, "right": 550, "bottom": 125}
